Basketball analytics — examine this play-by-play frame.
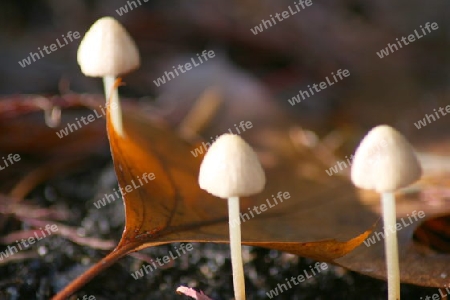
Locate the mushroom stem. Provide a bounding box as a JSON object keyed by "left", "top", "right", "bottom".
{"left": 103, "top": 75, "right": 124, "bottom": 136}
{"left": 198, "top": 134, "right": 264, "bottom": 300}
{"left": 381, "top": 192, "right": 400, "bottom": 300}
{"left": 227, "top": 196, "right": 245, "bottom": 300}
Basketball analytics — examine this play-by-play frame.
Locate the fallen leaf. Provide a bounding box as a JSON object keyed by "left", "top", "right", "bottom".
{"left": 414, "top": 215, "right": 450, "bottom": 253}
{"left": 12, "top": 92, "right": 449, "bottom": 297}
{"left": 52, "top": 88, "right": 374, "bottom": 299}
{"left": 111, "top": 106, "right": 373, "bottom": 258}
{"left": 336, "top": 173, "right": 450, "bottom": 288}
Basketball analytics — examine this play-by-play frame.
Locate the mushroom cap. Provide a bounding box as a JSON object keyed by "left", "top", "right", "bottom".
{"left": 198, "top": 134, "right": 266, "bottom": 198}
{"left": 77, "top": 17, "right": 140, "bottom": 77}
{"left": 351, "top": 125, "right": 422, "bottom": 193}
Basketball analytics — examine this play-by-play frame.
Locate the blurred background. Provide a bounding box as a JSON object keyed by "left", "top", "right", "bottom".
{"left": 1, "top": 0, "right": 449, "bottom": 130}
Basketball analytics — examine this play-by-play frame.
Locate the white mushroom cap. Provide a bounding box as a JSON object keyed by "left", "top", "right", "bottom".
{"left": 77, "top": 17, "right": 140, "bottom": 77}
{"left": 351, "top": 125, "right": 422, "bottom": 193}
{"left": 198, "top": 134, "right": 266, "bottom": 198}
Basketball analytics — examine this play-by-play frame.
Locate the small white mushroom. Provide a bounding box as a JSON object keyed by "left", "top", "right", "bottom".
{"left": 77, "top": 17, "right": 140, "bottom": 136}
{"left": 351, "top": 125, "right": 422, "bottom": 300}
{"left": 199, "top": 134, "right": 266, "bottom": 300}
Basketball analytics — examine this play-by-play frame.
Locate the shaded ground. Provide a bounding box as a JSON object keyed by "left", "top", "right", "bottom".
{"left": 0, "top": 159, "right": 441, "bottom": 299}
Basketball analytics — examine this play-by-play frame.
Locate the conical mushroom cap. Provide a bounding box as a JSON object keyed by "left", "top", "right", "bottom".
{"left": 351, "top": 125, "right": 422, "bottom": 193}
{"left": 198, "top": 134, "right": 266, "bottom": 198}
{"left": 77, "top": 17, "right": 140, "bottom": 77}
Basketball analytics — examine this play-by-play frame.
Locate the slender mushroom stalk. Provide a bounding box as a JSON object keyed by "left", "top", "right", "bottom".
{"left": 198, "top": 134, "right": 266, "bottom": 300}
{"left": 77, "top": 17, "right": 140, "bottom": 136}
{"left": 381, "top": 191, "right": 399, "bottom": 300}
{"left": 350, "top": 125, "right": 422, "bottom": 300}
{"left": 228, "top": 195, "right": 245, "bottom": 300}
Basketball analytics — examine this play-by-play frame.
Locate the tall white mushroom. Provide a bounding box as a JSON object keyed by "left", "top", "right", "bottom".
{"left": 198, "top": 134, "right": 266, "bottom": 300}
{"left": 77, "top": 16, "right": 140, "bottom": 136}
{"left": 351, "top": 125, "right": 422, "bottom": 300}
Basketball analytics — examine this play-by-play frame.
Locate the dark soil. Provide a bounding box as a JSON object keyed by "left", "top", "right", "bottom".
{"left": 0, "top": 161, "right": 440, "bottom": 299}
